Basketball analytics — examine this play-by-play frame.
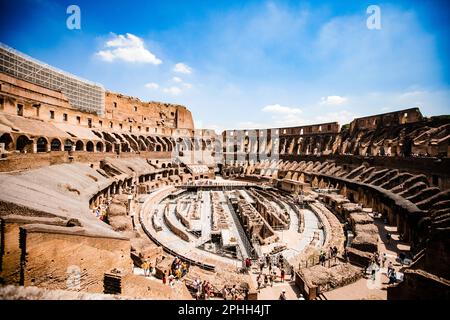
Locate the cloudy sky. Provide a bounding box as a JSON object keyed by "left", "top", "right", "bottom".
{"left": 1, "top": 0, "right": 449, "bottom": 132}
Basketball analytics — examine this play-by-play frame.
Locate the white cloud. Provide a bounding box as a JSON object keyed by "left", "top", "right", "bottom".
{"left": 172, "top": 76, "right": 183, "bottom": 83}
{"left": 262, "top": 104, "right": 302, "bottom": 114}
{"left": 182, "top": 83, "right": 193, "bottom": 89}
{"left": 173, "top": 62, "right": 192, "bottom": 74}
{"left": 144, "top": 82, "right": 159, "bottom": 90}
{"left": 96, "top": 33, "right": 162, "bottom": 64}
{"left": 320, "top": 95, "right": 348, "bottom": 106}
{"left": 163, "top": 86, "right": 182, "bottom": 95}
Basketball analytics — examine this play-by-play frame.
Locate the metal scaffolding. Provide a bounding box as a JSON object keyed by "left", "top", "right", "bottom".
{"left": 0, "top": 42, "right": 105, "bottom": 115}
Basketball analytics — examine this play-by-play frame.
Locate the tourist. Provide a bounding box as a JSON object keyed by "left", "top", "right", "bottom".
{"left": 388, "top": 271, "right": 397, "bottom": 284}
{"left": 381, "top": 253, "right": 387, "bottom": 268}
{"left": 245, "top": 257, "right": 251, "bottom": 271}
{"left": 290, "top": 265, "right": 295, "bottom": 280}
{"left": 265, "top": 254, "right": 270, "bottom": 266}
{"left": 281, "top": 269, "right": 285, "bottom": 282}
{"left": 371, "top": 263, "right": 376, "bottom": 281}
{"left": 162, "top": 270, "right": 167, "bottom": 285}
{"left": 222, "top": 286, "right": 228, "bottom": 300}
{"left": 269, "top": 273, "right": 274, "bottom": 287}
{"left": 142, "top": 259, "right": 149, "bottom": 277}
{"left": 387, "top": 262, "right": 395, "bottom": 280}
{"left": 230, "top": 285, "right": 237, "bottom": 297}
{"left": 168, "top": 274, "right": 175, "bottom": 287}
{"left": 279, "top": 290, "right": 287, "bottom": 300}
{"left": 257, "top": 274, "right": 263, "bottom": 290}
{"left": 264, "top": 274, "right": 269, "bottom": 287}
{"left": 259, "top": 260, "right": 265, "bottom": 273}
{"left": 386, "top": 233, "right": 391, "bottom": 244}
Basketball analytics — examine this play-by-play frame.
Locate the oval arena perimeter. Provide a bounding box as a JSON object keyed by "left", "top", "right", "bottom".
{"left": 0, "top": 44, "right": 449, "bottom": 300}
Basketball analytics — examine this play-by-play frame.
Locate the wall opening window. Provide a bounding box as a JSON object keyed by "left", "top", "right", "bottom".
{"left": 138, "top": 126, "right": 141, "bottom": 131}
{"left": 87, "top": 118, "right": 92, "bottom": 128}
{"left": 109, "top": 122, "right": 113, "bottom": 128}
{"left": 113, "top": 102, "right": 117, "bottom": 108}
{"left": 76, "top": 116, "right": 81, "bottom": 124}
{"left": 50, "top": 110, "right": 55, "bottom": 119}
{"left": 119, "top": 123, "right": 123, "bottom": 130}
{"left": 146, "top": 127, "right": 149, "bottom": 132}
{"left": 99, "top": 120, "right": 103, "bottom": 127}
{"left": 129, "top": 126, "right": 132, "bottom": 132}
{"left": 17, "top": 104, "right": 24, "bottom": 116}
{"left": 134, "top": 106, "right": 138, "bottom": 112}
{"left": 432, "top": 175, "right": 439, "bottom": 186}
{"left": 63, "top": 113, "right": 68, "bottom": 121}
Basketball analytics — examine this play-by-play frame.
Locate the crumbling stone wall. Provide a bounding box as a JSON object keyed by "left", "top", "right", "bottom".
{"left": 20, "top": 225, "right": 131, "bottom": 293}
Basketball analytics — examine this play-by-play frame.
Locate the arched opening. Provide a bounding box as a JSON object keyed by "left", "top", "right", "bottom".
{"left": 96, "top": 141, "right": 104, "bottom": 152}
{"left": 50, "top": 138, "right": 62, "bottom": 151}
{"left": 75, "top": 140, "right": 84, "bottom": 151}
{"left": 86, "top": 141, "right": 94, "bottom": 152}
{"left": 16, "top": 135, "right": 32, "bottom": 152}
{"left": 64, "top": 139, "right": 73, "bottom": 152}
{"left": 0, "top": 133, "right": 13, "bottom": 151}
{"left": 162, "top": 163, "right": 166, "bottom": 168}
{"left": 156, "top": 145, "right": 162, "bottom": 152}
{"left": 36, "top": 137, "right": 48, "bottom": 153}
{"left": 105, "top": 142, "right": 113, "bottom": 152}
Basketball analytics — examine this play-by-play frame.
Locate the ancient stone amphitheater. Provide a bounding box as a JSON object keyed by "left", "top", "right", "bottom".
{"left": 0, "top": 43, "right": 449, "bottom": 300}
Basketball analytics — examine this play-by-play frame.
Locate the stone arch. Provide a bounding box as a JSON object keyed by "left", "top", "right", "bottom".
{"left": 75, "top": 140, "right": 84, "bottom": 151}
{"left": 64, "top": 139, "right": 73, "bottom": 152}
{"left": 86, "top": 141, "right": 94, "bottom": 152}
{"left": 16, "top": 135, "right": 32, "bottom": 152}
{"left": 105, "top": 142, "right": 113, "bottom": 152}
{"left": 96, "top": 141, "right": 104, "bottom": 152}
{"left": 50, "top": 138, "right": 62, "bottom": 151}
{"left": 36, "top": 137, "right": 48, "bottom": 153}
{"left": 0, "top": 133, "right": 13, "bottom": 151}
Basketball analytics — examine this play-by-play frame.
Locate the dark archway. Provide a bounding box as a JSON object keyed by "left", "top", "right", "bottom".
{"left": 16, "top": 135, "right": 32, "bottom": 152}
{"left": 96, "top": 141, "right": 104, "bottom": 152}
{"left": 0, "top": 133, "right": 13, "bottom": 151}
{"left": 75, "top": 140, "right": 84, "bottom": 151}
{"left": 86, "top": 141, "right": 94, "bottom": 152}
{"left": 50, "top": 138, "right": 62, "bottom": 151}
{"left": 64, "top": 139, "right": 73, "bottom": 152}
{"left": 36, "top": 137, "right": 48, "bottom": 153}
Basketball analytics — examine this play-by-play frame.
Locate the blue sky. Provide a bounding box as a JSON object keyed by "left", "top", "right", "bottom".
{"left": 1, "top": 0, "right": 449, "bottom": 132}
